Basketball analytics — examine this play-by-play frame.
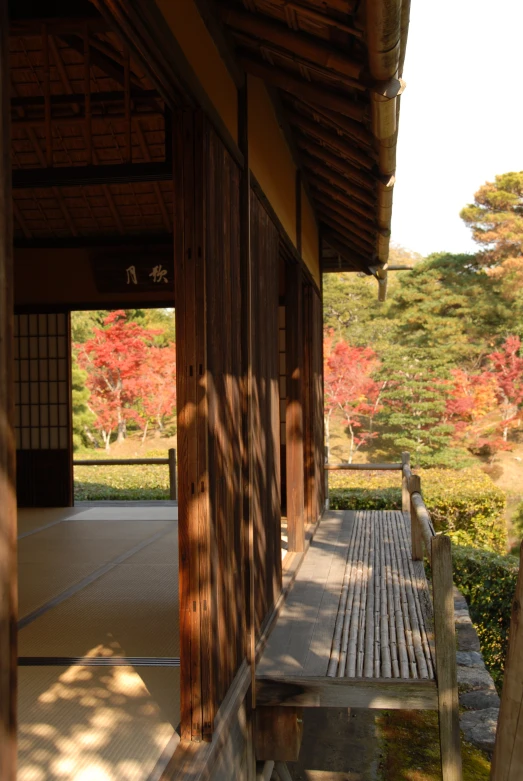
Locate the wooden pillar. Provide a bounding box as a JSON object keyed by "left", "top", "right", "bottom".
{"left": 432, "top": 535, "right": 462, "bottom": 781}
{"left": 491, "top": 543, "right": 523, "bottom": 781}
{"left": 0, "top": 2, "right": 17, "bottom": 777}
{"left": 238, "top": 80, "right": 255, "bottom": 699}
{"left": 174, "top": 110, "right": 213, "bottom": 742}
{"left": 285, "top": 261, "right": 305, "bottom": 552}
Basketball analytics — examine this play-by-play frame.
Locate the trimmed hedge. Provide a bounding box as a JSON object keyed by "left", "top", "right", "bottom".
{"left": 452, "top": 545, "right": 519, "bottom": 689}
{"left": 328, "top": 467, "right": 507, "bottom": 552}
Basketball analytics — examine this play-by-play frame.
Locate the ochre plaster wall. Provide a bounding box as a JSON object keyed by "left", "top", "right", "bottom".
{"left": 155, "top": 0, "right": 238, "bottom": 143}
{"left": 301, "top": 183, "right": 320, "bottom": 286}
{"left": 248, "top": 76, "right": 296, "bottom": 249}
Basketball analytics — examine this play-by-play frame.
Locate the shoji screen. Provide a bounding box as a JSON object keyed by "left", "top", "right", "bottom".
{"left": 14, "top": 312, "right": 72, "bottom": 506}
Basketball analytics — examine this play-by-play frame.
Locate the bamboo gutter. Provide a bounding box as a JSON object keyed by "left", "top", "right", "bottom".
{"left": 366, "top": 0, "right": 411, "bottom": 299}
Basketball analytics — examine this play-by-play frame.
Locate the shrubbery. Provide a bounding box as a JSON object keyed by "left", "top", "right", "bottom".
{"left": 328, "top": 467, "right": 507, "bottom": 552}
{"left": 452, "top": 545, "right": 520, "bottom": 688}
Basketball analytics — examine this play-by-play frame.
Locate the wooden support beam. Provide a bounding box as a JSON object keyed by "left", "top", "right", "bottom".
{"left": 295, "top": 170, "right": 302, "bottom": 257}
{"left": 135, "top": 121, "right": 171, "bottom": 232}
{"left": 10, "top": 89, "right": 159, "bottom": 110}
{"left": 290, "top": 98, "right": 374, "bottom": 147}
{"left": 255, "top": 707, "right": 303, "bottom": 761}
{"left": 41, "top": 24, "right": 53, "bottom": 166}
{"left": 322, "top": 232, "right": 372, "bottom": 272}
{"left": 256, "top": 677, "right": 439, "bottom": 709}
{"left": 300, "top": 154, "right": 376, "bottom": 206}
{"left": 84, "top": 27, "right": 92, "bottom": 165}
{"left": 288, "top": 112, "right": 376, "bottom": 172}
{"left": 285, "top": 261, "right": 305, "bottom": 553}
{"left": 222, "top": 6, "right": 363, "bottom": 80}
{"left": 123, "top": 46, "right": 131, "bottom": 163}
{"left": 274, "top": 0, "right": 363, "bottom": 38}
{"left": 12, "top": 162, "right": 172, "bottom": 189}
{"left": 239, "top": 55, "right": 366, "bottom": 123}
{"left": 309, "top": 191, "right": 376, "bottom": 240}
{"left": 308, "top": 176, "right": 374, "bottom": 221}
{"left": 0, "top": 3, "right": 17, "bottom": 777}
{"left": 431, "top": 535, "right": 463, "bottom": 781}
{"left": 238, "top": 82, "right": 255, "bottom": 706}
{"left": 491, "top": 543, "right": 523, "bottom": 781}
{"left": 316, "top": 207, "right": 375, "bottom": 254}
{"left": 296, "top": 137, "right": 375, "bottom": 191}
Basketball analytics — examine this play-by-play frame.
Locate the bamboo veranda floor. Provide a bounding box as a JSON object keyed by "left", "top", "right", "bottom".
{"left": 257, "top": 511, "right": 439, "bottom": 710}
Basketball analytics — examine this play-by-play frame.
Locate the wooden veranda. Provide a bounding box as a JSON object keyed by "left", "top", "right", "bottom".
{"left": 257, "top": 460, "right": 462, "bottom": 781}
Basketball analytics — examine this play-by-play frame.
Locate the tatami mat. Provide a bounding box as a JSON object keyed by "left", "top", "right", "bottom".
{"left": 18, "top": 506, "right": 181, "bottom": 780}
{"left": 19, "top": 664, "right": 179, "bottom": 781}
{"left": 19, "top": 521, "right": 173, "bottom": 620}
{"left": 19, "top": 529, "right": 179, "bottom": 658}
{"left": 18, "top": 508, "right": 83, "bottom": 538}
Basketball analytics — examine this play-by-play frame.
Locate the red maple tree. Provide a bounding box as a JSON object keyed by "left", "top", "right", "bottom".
{"left": 324, "top": 333, "right": 382, "bottom": 462}
{"left": 487, "top": 335, "right": 523, "bottom": 442}
{"left": 135, "top": 345, "right": 177, "bottom": 439}
{"left": 76, "top": 311, "right": 161, "bottom": 449}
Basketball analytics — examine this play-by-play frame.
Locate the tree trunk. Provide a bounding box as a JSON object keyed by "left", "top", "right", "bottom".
{"left": 348, "top": 424, "right": 355, "bottom": 464}
{"left": 141, "top": 420, "right": 149, "bottom": 443}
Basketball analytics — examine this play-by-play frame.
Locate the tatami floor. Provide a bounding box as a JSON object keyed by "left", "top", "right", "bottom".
{"left": 17, "top": 503, "right": 180, "bottom": 781}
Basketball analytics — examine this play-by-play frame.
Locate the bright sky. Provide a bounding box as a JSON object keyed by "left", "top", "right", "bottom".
{"left": 391, "top": 0, "right": 523, "bottom": 258}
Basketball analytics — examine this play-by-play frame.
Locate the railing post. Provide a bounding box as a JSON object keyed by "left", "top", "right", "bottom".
{"left": 324, "top": 445, "right": 329, "bottom": 510}
{"left": 168, "top": 448, "right": 177, "bottom": 501}
{"left": 491, "top": 542, "right": 523, "bottom": 780}
{"left": 431, "top": 534, "right": 462, "bottom": 781}
{"left": 408, "top": 474, "right": 423, "bottom": 561}
{"left": 401, "top": 451, "right": 410, "bottom": 513}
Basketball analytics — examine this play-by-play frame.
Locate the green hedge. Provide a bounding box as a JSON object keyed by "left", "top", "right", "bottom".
{"left": 328, "top": 467, "right": 507, "bottom": 552}
{"left": 452, "top": 545, "right": 519, "bottom": 689}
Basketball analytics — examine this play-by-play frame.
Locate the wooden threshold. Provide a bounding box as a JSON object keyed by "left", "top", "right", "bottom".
{"left": 256, "top": 676, "right": 438, "bottom": 710}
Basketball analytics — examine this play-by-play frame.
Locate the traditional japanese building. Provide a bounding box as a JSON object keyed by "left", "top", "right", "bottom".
{"left": 0, "top": 2, "right": 463, "bottom": 780}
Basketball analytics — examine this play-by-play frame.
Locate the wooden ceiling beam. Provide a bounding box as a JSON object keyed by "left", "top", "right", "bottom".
{"left": 303, "top": 157, "right": 375, "bottom": 208}
{"left": 12, "top": 202, "right": 32, "bottom": 240}
{"left": 308, "top": 175, "right": 374, "bottom": 221}
{"left": 272, "top": 1, "right": 363, "bottom": 39}
{"left": 10, "top": 19, "right": 109, "bottom": 36}
{"left": 12, "top": 162, "right": 172, "bottom": 189}
{"left": 11, "top": 90, "right": 159, "bottom": 110}
{"left": 287, "top": 110, "right": 375, "bottom": 170}
{"left": 233, "top": 32, "right": 365, "bottom": 92}
{"left": 317, "top": 207, "right": 375, "bottom": 253}
{"left": 296, "top": 138, "right": 374, "bottom": 190}
{"left": 222, "top": 6, "right": 363, "bottom": 79}
{"left": 135, "top": 121, "right": 171, "bottom": 232}
{"left": 238, "top": 55, "right": 366, "bottom": 122}
{"left": 322, "top": 231, "right": 372, "bottom": 271}
{"left": 290, "top": 98, "right": 373, "bottom": 147}
{"left": 309, "top": 190, "right": 376, "bottom": 238}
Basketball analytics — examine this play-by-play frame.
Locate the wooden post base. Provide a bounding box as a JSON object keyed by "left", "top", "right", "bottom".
{"left": 254, "top": 706, "right": 303, "bottom": 762}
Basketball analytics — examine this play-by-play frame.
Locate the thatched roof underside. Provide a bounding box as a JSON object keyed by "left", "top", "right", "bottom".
{"left": 9, "top": 1, "right": 410, "bottom": 281}
{"left": 216, "top": 0, "right": 410, "bottom": 276}
{"left": 10, "top": 16, "right": 173, "bottom": 241}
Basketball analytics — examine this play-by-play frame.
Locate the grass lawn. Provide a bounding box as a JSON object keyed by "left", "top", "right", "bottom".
{"left": 74, "top": 439, "right": 174, "bottom": 501}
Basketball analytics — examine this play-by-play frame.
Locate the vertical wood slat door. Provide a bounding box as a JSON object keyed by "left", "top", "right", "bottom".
{"left": 0, "top": 1, "right": 17, "bottom": 776}
{"left": 250, "top": 193, "right": 281, "bottom": 635}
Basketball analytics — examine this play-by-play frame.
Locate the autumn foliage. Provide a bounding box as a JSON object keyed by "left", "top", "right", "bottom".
{"left": 76, "top": 310, "right": 176, "bottom": 449}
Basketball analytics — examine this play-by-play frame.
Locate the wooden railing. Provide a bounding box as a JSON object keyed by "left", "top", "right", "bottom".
{"left": 325, "top": 451, "right": 462, "bottom": 779}
{"left": 73, "top": 447, "right": 178, "bottom": 501}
